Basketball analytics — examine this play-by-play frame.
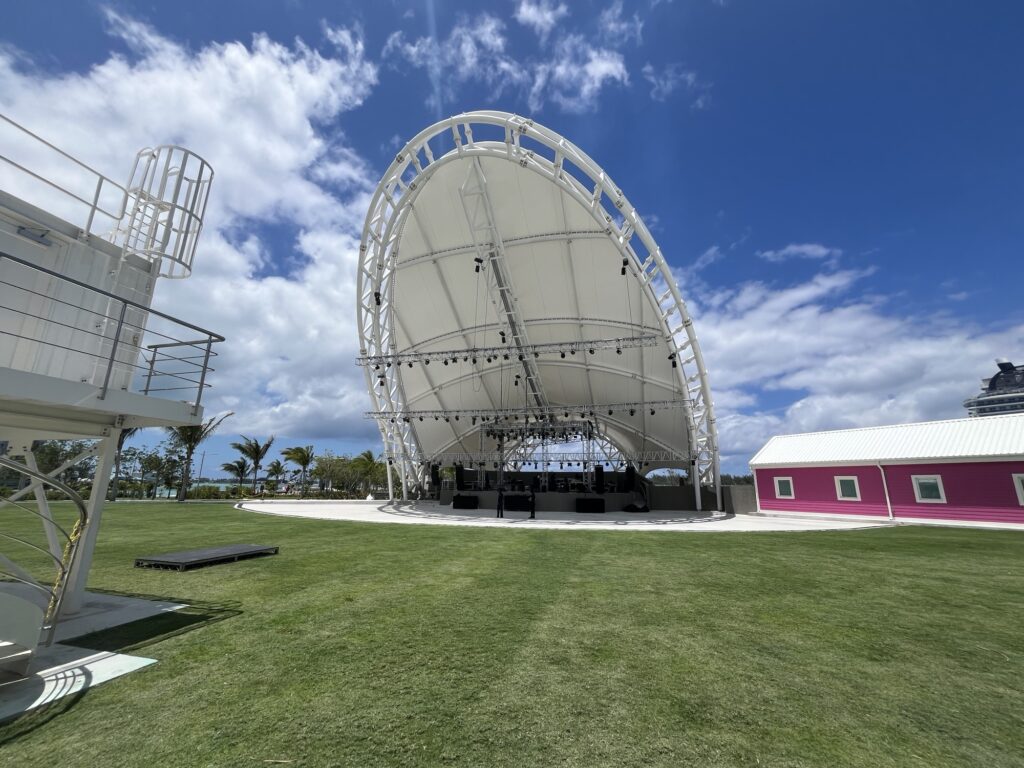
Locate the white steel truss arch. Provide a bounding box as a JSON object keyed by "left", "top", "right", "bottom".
{"left": 357, "top": 111, "right": 720, "bottom": 508}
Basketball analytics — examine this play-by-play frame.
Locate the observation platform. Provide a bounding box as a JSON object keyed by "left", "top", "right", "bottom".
{"left": 239, "top": 500, "right": 886, "bottom": 532}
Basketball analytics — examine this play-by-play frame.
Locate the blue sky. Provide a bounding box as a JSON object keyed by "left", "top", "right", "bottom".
{"left": 2, "top": 1, "right": 1021, "bottom": 474}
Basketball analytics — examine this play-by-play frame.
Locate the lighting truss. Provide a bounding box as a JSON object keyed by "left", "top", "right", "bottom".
{"left": 356, "top": 334, "right": 661, "bottom": 368}
{"left": 366, "top": 399, "right": 689, "bottom": 423}
{"left": 481, "top": 420, "right": 595, "bottom": 442}
{"left": 417, "top": 450, "right": 687, "bottom": 466}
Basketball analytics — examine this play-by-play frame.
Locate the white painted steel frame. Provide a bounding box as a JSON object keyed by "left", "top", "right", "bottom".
{"left": 357, "top": 111, "right": 720, "bottom": 507}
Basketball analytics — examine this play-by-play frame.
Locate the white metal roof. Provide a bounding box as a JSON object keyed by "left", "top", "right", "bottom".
{"left": 749, "top": 413, "right": 1024, "bottom": 467}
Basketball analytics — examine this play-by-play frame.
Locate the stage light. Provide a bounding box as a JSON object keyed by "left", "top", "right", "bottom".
{"left": 588, "top": 349, "right": 594, "bottom": 355}
{"left": 570, "top": 349, "right": 576, "bottom": 355}
{"left": 474, "top": 257, "right": 483, "bottom": 273}
{"left": 518, "top": 354, "right": 524, "bottom": 361}
{"left": 486, "top": 356, "right": 492, "bottom": 363}
{"left": 620, "top": 258, "right": 627, "bottom": 276}
{"left": 424, "top": 359, "right": 429, "bottom": 365}
{"left": 560, "top": 351, "right": 566, "bottom": 359}
{"left": 616, "top": 348, "right": 621, "bottom": 355}
{"left": 503, "top": 353, "right": 510, "bottom": 360}
{"left": 650, "top": 409, "right": 656, "bottom": 416}
{"left": 564, "top": 411, "right": 569, "bottom": 418}
{"left": 374, "top": 364, "right": 380, "bottom": 370}
{"left": 608, "top": 409, "right": 613, "bottom": 415}
{"left": 443, "top": 359, "right": 448, "bottom": 365}
{"left": 434, "top": 416, "right": 439, "bottom": 421}
{"left": 454, "top": 415, "right": 460, "bottom": 421}
{"left": 408, "top": 362, "right": 413, "bottom": 368}
{"left": 472, "top": 357, "right": 477, "bottom": 364}
{"left": 534, "top": 351, "right": 539, "bottom": 358}
{"left": 419, "top": 416, "right": 423, "bottom": 421}
{"left": 374, "top": 291, "right": 381, "bottom": 305}
{"left": 629, "top": 409, "right": 636, "bottom": 416}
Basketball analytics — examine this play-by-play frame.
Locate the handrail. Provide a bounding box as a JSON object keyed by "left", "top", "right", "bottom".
{"left": 0, "top": 455, "right": 88, "bottom": 644}
{"left": 0, "top": 250, "right": 224, "bottom": 412}
{"left": 0, "top": 113, "right": 130, "bottom": 235}
{"left": 0, "top": 251, "right": 223, "bottom": 341}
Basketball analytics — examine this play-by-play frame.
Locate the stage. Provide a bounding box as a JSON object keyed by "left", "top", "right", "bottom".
{"left": 238, "top": 500, "right": 886, "bottom": 532}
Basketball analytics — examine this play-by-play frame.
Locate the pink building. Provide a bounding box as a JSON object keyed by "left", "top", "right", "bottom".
{"left": 749, "top": 413, "right": 1024, "bottom": 525}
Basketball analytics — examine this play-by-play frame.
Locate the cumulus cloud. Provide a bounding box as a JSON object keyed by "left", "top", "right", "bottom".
{"left": 0, "top": 10, "right": 381, "bottom": 440}
{"left": 514, "top": 0, "right": 570, "bottom": 43}
{"left": 689, "top": 268, "right": 1024, "bottom": 470}
{"left": 757, "top": 242, "right": 843, "bottom": 263}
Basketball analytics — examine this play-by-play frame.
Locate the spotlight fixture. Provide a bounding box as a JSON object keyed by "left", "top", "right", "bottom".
{"left": 374, "top": 291, "right": 382, "bottom": 305}
{"left": 424, "top": 359, "right": 429, "bottom": 365}
{"left": 616, "top": 348, "right": 622, "bottom": 355}
{"left": 588, "top": 349, "right": 594, "bottom": 355}
{"left": 472, "top": 357, "right": 477, "bottom": 364}
{"left": 560, "top": 351, "right": 566, "bottom": 359}
{"left": 408, "top": 362, "right": 413, "bottom": 368}
{"left": 374, "top": 364, "right": 380, "bottom": 371}
{"left": 608, "top": 409, "right": 613, "bottom": 415}
{"left": 474, "top": 257, "right": 483, "bottom": 273}
{"left": 443, "top": 359, "right": 448, "bottom": 365}
{"left": 503, "top": 353, "right": 509, "bottom": 360}
{"left": 570, "top": 349, "right": 576, "bottom": 355}
{"left": 518, "top": 354, "right": 524, "bottom": 361}
{"left": 486, "top": 356, "right": 492, "bottom": 363}
{"left": 621, "top": 258, "right": 628, "bottom": 276}
{"left": 650, "top": 409, "right": 656, "bottom": 416}
{"left": 629, "top": 409, "right": 636, "bottom": 416}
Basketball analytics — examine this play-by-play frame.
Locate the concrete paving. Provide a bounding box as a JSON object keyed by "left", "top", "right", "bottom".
{"left": 239, "top": 500, "right": 887, "bottom": 532}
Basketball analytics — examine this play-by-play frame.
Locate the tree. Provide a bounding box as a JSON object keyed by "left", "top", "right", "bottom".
{"left": 165, "top": 412, "right": 233, "bottom": 502}
{"left": 231, "top": 435, "right": 275, "bottom": 491}
{"left": 350, "top": 450, "right": 384, "bottom": 495}
{"left": 221, "top": 458, "right": 250, "bottom": 493}
{"left": 109, "top": 427, "right": 140, "bottom": 501}
{"left": 139, "top": 451, "right": 164, "bottom": 498}
{"left": 281, "top": 445, "right": 314, "bottom": 497}
{"left": 265, "top": 459, "right": 286, "bottom": 490}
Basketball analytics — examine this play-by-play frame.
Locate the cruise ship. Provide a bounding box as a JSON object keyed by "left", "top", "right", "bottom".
{"left": 964, "top": 359, "right": 1024, "bottom": 416}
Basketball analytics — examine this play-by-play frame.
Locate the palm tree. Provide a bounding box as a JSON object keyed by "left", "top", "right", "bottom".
{"left": 265, "top": 459, "right": 286, "bottom": 492}
{"left": 109, "top": 426, "right": 140, "bottom": 501}
{"left": 281, "top": 445, "right": 314, "bottom": 497}
{"left": 231, "top": 435, "right": 275, "bottom": 491}
{"left": 221, "top": 458, "right": 250, "bottom": 494}
{"left": 350, "top": 449, "right": 382, "bottom": 496}
{"left": 165, "top": 411, "right": 233, "bottom": 502}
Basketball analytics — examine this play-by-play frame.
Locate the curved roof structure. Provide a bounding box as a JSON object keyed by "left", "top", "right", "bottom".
{"left": 357, "top": 111, "right": 718, "bottom": 505}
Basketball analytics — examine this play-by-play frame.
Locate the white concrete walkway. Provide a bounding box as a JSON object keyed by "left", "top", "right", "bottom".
{"left": 239, "top": 500, "right": 887, "bottom": 533}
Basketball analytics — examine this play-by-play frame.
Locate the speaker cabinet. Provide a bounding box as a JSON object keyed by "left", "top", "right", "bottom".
{"left": 594, "top": 465, "right": 605, "bottom": 494}
{"left": 452, "top": 494, "right": 478, "bottom": 509}
{"left": 624, "top": 465, "right": 636, "bottom": 492}
{"left": 430, "top": 465, "right": 441, "bottom": 486}
{"left": 455, "top": 465, "right": 465, "bottom": 491}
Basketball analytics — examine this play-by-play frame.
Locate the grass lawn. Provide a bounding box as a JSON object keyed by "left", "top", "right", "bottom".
{"left": 2, "top": 502, "right": 1023, "bottom": 767}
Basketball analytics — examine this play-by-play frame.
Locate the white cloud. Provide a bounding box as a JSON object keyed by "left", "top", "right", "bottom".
{"left": 514, "top": 1, "right": 570, "bottom": 43}
{"left": 383, "top": 14, "right": 526, "bottom": 115}
{"left": 689, "top": 268, "right": 1024, "bottom": 470}
{"left": 530, "top": 35, "right": 629, "bottom": 113}
{"left": 757, "top": 242, "right": 843, "bottom": 263}
{"left": 0, "top": 11, "right": 381, "bottom": 441}
{"left": 642, "top": 62, "right": 697, "bottom": 101}
{"left": 598, "top": 1, "right": 644, "bottom": 46}
{"left": 385, "top": 17, "right": 626, "bottom": 115}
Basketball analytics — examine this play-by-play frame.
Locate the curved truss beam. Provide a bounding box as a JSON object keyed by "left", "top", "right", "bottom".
{"left": 357, "top": 111, "right": 720, "bottom": 508}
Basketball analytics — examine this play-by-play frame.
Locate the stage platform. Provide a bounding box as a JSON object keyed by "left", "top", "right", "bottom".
{"left": 238, "top": 500, "right": 887, "bottom": 532}
{"left": 134, "top": 544, "right": 279, "bottom": 571}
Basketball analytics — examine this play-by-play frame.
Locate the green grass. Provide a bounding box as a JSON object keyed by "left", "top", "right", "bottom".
{"left": 2, "top": 503, "right": 1023, "bottom": 767}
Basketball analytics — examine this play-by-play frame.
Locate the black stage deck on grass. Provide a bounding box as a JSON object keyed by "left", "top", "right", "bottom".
{"left": 135, "top": 544, "right": 279, "bottom": 572}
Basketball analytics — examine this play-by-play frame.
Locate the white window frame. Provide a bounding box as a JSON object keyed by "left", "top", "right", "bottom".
{"left": 774, "top": 476, "right": 795, "bottom": 499}
{"left": 911, "top": 474, "right": 947, "bottom": 504}
{"left": 1013, "top": 474, "right": 1024, "bottom": 507}
{"left": 834, "top": 475, "right": 861, "bottom": 501}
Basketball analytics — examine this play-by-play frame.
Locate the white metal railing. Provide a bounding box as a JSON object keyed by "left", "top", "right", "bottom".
{"left": 0, "top": 113, "right": 130, "bottom": 237}
{"left": 0, "top": 113, "right": 214, "bottom": 279}
{"left": 0, "top": 251, "right": 224, "bottom": 413}
{"left": 0, "top": 456, "right": 88, "bottom": 646}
